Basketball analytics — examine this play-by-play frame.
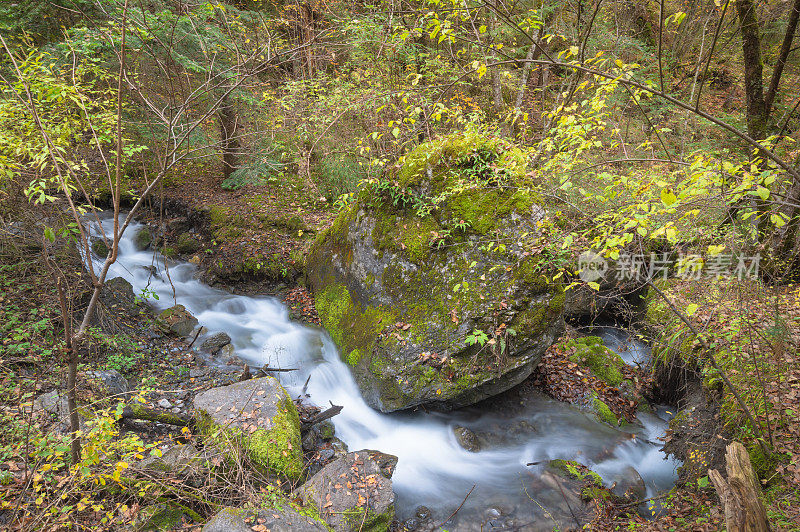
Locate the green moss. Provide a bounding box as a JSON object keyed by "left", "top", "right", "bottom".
{"left": 592, "top": 395, "right": 619, "bottom": 426}
{"left": 372, "top": 212, "right": 439, "bottom": 262}
{"left": 580, "top": 486, "right": 613, "bottom": 501}
{"left": 175, "top": 232, "right": 200, "bottom": 254}
{"left": 246, "top": 396, "right": 303, "bottom": 479}
{"left": 566, "top": 336, "right": 626, "bottom": 387}
{"left": 346, "top": 349, "right": 363, "bottom": 366}
{"left": 314, "top": 282, "right": 395, "bottom": 362}
{"left": 342, "top": 505, "right": 393, "bottom": 532}
{"left": 206, "top": 205, "right": 229, "bottom": 229}
{"left": 135, "top": 503, "right": 184, "bottom": 531}
{"left": 92, "top": 238, "right": 109, "bottom": 257}
{"left": 547, "top": 459, "right": 603, "bottom": 486}
{"left": 161, "top": 246, "right": 177, "bottom": 258}
{"left": 133, "top": 228, "right": 152, "bottom": 250}
{"left": 197, "top": 396, "right": 303, "bottom": 481}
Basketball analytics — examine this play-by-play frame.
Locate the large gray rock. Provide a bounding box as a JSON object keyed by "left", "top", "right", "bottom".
{"left": 86, "top": 369, "right": 129, "bottom": 398}
{"left": 156, "top": 304, "right": 198, "bottom": 337}
{"left": 200, "top": 332, "right": 232, "bottom": 354}
{"left": 99, "top": 277, "right": 137, "bottom": 313}
{"left": 203, "top": 506, "right": 327, "bottom": 532}
{"left": 298, "top": 449, "right": 396, "bottom": 532}
{"left": 307, "top": 133, "right": 564, "bottom": 412}
{"left": 193, "top": 377, "right": 303, "bottom": 480}
{"left": 136, "top": 444, "right": 209, "bottom": 487}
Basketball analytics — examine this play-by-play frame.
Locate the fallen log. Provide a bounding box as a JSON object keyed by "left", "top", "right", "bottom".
{"left": 121, "top": 403, "right": 191, "bottom": 427}
{"left": 301, "top": 404, "right": 343, "bottom": 431}
{"left": 708, "top": 441, "right": 771, "bottom": 532}
{"left": 256, "top": 365, "right": 299, "bottom": 376}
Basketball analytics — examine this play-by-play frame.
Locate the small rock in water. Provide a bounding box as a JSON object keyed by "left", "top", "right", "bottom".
{"left": 158, "top": 398, "right": 173, "bottom": 409}
{"left": 414, "top": 506, "right": 432, "bottom": 521}
{"left": 217, "top": 343, "right": 235, "bottom": 361}
{"left": 453, "top": 425, "right": 481, "bottom": 452}
{"left": 201, "top": 332, "right": 232, "bottom": 354}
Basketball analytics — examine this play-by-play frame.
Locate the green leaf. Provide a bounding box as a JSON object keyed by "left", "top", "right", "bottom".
{"left": 587, "top": 281, "right": 600, "bottom": 291}
{"left": 43, "top": 227, "right": 55, "bottom": 242}
{"left": 686, "top": 304, "right": 699, "bottom": 316}
{"left": 660, "top": 188, "right": 677, "bottom": 207}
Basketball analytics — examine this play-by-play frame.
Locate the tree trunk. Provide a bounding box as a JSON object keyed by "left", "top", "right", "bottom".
{"left": 708, "top": 441, "right": 771, "bottom": 532}
{"left": 489, "top": 0, "right": 503, "bottom": 115}
{"left": 219, "top": 92, "right": 240, "bottom": 182}
{"left": 735, "top": 0, "right": 768, "bottom": 140}
{"left": 301, "top": 3, "right": 314, "bottom": 77}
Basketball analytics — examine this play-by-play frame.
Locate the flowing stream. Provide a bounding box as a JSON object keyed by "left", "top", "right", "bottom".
{"left": 89, "top": 216, "right": 680, "bottom": 530}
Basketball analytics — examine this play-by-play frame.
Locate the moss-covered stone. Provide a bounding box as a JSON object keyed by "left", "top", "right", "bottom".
{"left": 193, "top": 377, "right": 303, "bottom": 480}
{"left": 175, "top": 232, "right": 201, "bottom": 254}
{"left": 133, "top": 227, "right": 153, "bottom": 250}
{"left": 592, "top": 394, "right": 619, "bottom": 426}
{"left": 547, "top": 459, "right": 603, "bottom": 487}
{"left": 91, "top": 237, "right": 109, "bottom": 258}
{"left": 134, "top": 502, "right": 184, "bottom": 531}
{"left": 565, "top": 336, "right": 626, "bottom": 387}
{"left": 307, "top": 131, "right": 564, "bottom": 412}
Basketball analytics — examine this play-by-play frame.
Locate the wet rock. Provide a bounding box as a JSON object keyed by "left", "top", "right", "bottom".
{"left": 136, "top": 444, "right": 209, "bottom": 486}
{"left": 193, "top": 377, "right": 303, "bottom": 479}
{"left": 201, "top": 332, "right": 232, "bottom": 354}
{"left": 99, "top": 277, "right": 137, "bottom": 314}
{"left": 157, "top": 398, "right": 172, "bottom": 409}
{"left": 307, "top": 133, "right": 565, "bottom": 412}
{"left": 176, "top": 232, "right": 201, "bottom": 254}
{"left": 86, "top": 369, "right": 129, "bottom": 398}
{"left": 217, "top": 343, "right": 235, "bottom": 360}
{"left": 298, "top": 449, "right": 396, "bottom": 532}
{"left": 314, "top": 420, "right": 336, "bottom": 440}
{"left": 203, "top": 506, "right": 327, "bottom": 532}
{"left": 134, "top": 502, "right": 184, "bottom": 531}
{"left": 414, "top": 506, "right": 432, "bottom": 521}
{"left": 453, "top": 425, "right": 480, "bottom": 452}
{"left": 91, "top": 236, "right": 109, "bottom": 258}
{"left": 611, "top": 466, "right": 646, "bottom": 502}
{"left": 156, "top": 304, "right": 198, "bottom": 337}
{"left": 133, "top": 227, "right": 153, "bottom": 250}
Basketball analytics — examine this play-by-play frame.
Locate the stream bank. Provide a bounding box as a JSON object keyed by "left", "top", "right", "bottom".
{"left": 80, "top": 212, "right": 691, "bottom": 530}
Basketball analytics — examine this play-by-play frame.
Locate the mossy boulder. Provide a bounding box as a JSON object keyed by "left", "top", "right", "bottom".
{"left": 193, "top": 377, "right": 303, "bottom": 480}
{"left": 307, "top": 132, "right": 564, "bottom": 412}
{"left": 175, "top": 232, "right": 201, "bottom": 254}
{"left": 156, "top": 304, "right": 198, "bottom": 337}
{"left": 91, "top": 236, "right": 109, "bottom": 258}
{"left": 565, "top": 336, "right": 627, "bottom": 387}
{"left": 298, "top": 450, "right": 396, "bottom": 532}
{"left": 203, "top": 506, "right": 328, "bottom": 532}
{"left": 133, "top": 227, "right": 153, "bottom": 250}
{"left": 134, "top": 502, "right": 185, "bottom": 531}
{"left": 591, "top": 394, "right": 619, "bottom": 426}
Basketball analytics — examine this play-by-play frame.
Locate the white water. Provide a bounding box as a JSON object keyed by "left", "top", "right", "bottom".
{"left": 89, "top": 217, "right": 680, "bottom": 530}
